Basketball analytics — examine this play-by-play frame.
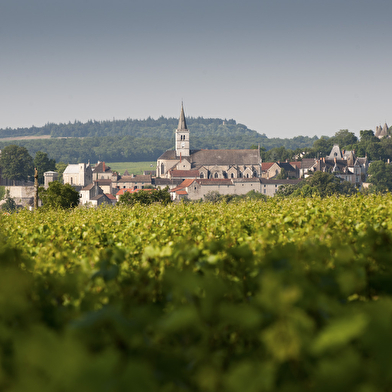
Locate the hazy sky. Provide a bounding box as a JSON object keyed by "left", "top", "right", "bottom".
{"left": 1, "top": 0, "right": 391, "bottom": 138}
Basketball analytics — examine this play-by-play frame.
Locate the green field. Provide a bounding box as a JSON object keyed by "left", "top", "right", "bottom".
{"left": 106, "top": 161, "right": 156, "bottom": 175}
{"left": 2, "top": 195, "right": 392, "bottom": 391}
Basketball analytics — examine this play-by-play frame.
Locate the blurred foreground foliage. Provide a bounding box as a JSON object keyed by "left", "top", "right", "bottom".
{"left": 1, "top": 195, "right": 392, "bottom": 391}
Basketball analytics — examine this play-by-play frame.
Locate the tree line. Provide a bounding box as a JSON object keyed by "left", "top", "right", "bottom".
{"left": 0, "top": 117, "right": 317, "bottom": 163}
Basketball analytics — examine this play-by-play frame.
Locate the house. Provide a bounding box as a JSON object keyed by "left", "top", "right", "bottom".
{"left": 92, "top": 161, "right": 113, "bottom": 181}
{"left": 320, "top": 145, "right": 367, "bottom": 186}
{"left": 90, "top": 193, "right": 112, "bottom": 207}
{"left": 94, "top": 179, "right": 113, "bottom": 195}
{"left": 63, "top": 163, "right": 92, "bottom": 187}
{"left": 80, "top": 183, "right": 103, "bottom": 205}
{"left": 154, "top": 178, "right": 183, "bottom": 190}
{"left": 157, "top": 104, "right": 262, "bottom": 180}
{"left": 264, "top": 162, "right": 298, "bottom": 179}
{"left": 114, "top": 174, "right": 153, "bottom": 190}
{"left": 169, "top": 177, "right": 302, "bottom": 200}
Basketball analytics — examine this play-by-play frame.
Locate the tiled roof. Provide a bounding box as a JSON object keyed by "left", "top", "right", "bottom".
{"left": 105, "top": 193, "right": 116, "bottom": 200}
{"left": 300, "top": 158, "right": 317, "bottom": 169}
{"left": 169, "top": 170, "right": 199, "bottom": 178}
{"left": 261, "top": 162, "right": 274, "bottom": 171}
{"left": 93, "top": 161, "right": 111, "bottom": 173}
{"left": 118, "top": 175, "right": 152, "bottom": 183}
{"left": 95, "top": 179, "right": 112, "bottom": 185}
{"left": 277, "top": 162, "right": 297, "bottom": 172}
{"left": 91, "top": 194, "right": 108, "bottom": 201}
{"left": 232, "top": 178, "right": 260, "bottom": 183}
{"left": 290, "top": 161, "right": 301, "bottom": 169}
{"left": 170, "top": 179, "right": 196, "bottom": 193}
{"left": 196, "top": 179, "right": 233, "bottom": 185}
{"left": 158, "top": 149, "right": 260, "bottom": 165}
{"left": 176, "top": 190, "right": 188, "bottom": 195}
{"left": 81, "top": 183, "right": 95, "bottom": 191}
{"left": 157, "top": 150, "right": 177, "bottom": 160}
{"left": 191, "top": 149, "right": 260, "bottom": 166}
{"left": 154, "top": 178, "right": 183, "bottom": 186}
{"left": 116, "top": 188, "right": 136, "bottom": 196}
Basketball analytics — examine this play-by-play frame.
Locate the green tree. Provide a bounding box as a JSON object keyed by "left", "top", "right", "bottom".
{"left": 34, "top": 151, "right": 56, "bottom": 184}
{"left": 367, "top": 161, "right": 392, "bottom": 192}
{"left": 0, "top": 145, "right": 33, "bottom": 181}
{"left": 277, "top": 171, "right": 357, "bottom": 197}
{"left": 203, "top": 191, "right": 221, "bottom": 203}
{"left": 276, "top": 168, "right": 288, "bottom": 180}
{"left": 118, "top": 188, "right": 171, "bottom": 206}
{"left": 1, "top": 190, "right": 17, "bottom": 212}
{"left": 39, "top": 181, "right": 80, "bottom": 209}
{"left": 55, "top": 162, "right": 68, "bottom": 182}
{"left": 360, "top": 130, "right": 378, "bottom": 143}
{"left": 333, "top": 129, "right": 358, "bottom": 147}
{"left": 311, "top": 137, "right": 334, "bottom": 157}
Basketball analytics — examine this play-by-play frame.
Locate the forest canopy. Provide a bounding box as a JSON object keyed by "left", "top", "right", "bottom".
{"left": 0, "top": 117, "right": 318, "bottom": 163}
{"left": 0, "top": 117, "right": 390, "bottom": 165}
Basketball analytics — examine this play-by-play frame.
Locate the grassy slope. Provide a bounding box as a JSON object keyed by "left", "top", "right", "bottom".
{"left": 106, "top": 161, "right": 156, "bottom": 175}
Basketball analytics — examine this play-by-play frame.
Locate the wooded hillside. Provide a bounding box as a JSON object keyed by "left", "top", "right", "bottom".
{"left": 0, "top": 117, "right": 318, "bottom": 163}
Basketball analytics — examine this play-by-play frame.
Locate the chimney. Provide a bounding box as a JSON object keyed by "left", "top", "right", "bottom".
{"left": 180, "top": 152, "right": 182, "bottom": 163}
{"left": 103, "top": 162, "right": 105, "bottom": 172}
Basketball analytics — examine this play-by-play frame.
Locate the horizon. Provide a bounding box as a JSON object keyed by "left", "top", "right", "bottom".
{"left": 1, "top": 1, "right": 391, "bottom": 139}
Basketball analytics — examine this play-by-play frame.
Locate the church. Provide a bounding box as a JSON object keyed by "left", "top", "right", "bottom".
{"left": 156, "top": 105, "right": 262, "bottom": 179}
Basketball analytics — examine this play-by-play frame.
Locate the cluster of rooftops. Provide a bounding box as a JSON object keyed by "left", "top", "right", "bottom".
{"left": 57, "top": 105, "right": 370, "bottom": 203}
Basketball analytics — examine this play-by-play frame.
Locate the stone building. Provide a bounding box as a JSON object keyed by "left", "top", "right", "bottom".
{"left": 157, "top": 104, "right": 262, "bottom": 180}
{"left": 63, "top": 163, "right": 92, "bottom": 187}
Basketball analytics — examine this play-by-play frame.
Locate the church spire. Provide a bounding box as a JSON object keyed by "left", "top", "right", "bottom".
{"left": 177, "top": 102, "right": 187, "bottom": 130}
{"left": 175, "top": 102, "right": 190, "bottom": 157}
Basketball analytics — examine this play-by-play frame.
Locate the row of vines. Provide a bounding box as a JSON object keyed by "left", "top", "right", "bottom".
{"left": 1, "top": 195, "right": 392, "bottom": 391}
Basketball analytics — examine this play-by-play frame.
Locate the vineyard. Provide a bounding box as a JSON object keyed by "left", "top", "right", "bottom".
{"left": 1, "top": 195, "right": 392, "bottom": 391}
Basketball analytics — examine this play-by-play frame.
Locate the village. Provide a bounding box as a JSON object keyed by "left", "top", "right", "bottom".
{"left": 0, "top": 105, "right": 372, "bottom": 208}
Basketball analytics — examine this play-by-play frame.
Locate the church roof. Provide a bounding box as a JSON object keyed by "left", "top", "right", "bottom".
{"left": 157, "top": 148, "right": 260, "bottom": 166}
{"left": 177, "top": 103, "right": 187, "bottom": 130}
{"left": 191, "top": 149, "right": 260, "bottom": 166}
{"left": 158, "top": 150, "right": 177, "bottom": 160}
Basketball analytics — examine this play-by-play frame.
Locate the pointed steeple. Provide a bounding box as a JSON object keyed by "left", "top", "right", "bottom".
{"left": 175, "top": 102, "right": 190, "bottom": 157}
{"left": 177, "top": 102, "right": 187, "bottom": 130}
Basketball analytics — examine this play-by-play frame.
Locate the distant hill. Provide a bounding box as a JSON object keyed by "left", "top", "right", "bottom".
{"left": 0, "top": 117, "right": 318, "bottom": 163}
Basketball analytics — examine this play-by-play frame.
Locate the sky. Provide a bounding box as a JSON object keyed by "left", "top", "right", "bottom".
{"left": 1, "top": 0, "right": 391, "bottom": 139}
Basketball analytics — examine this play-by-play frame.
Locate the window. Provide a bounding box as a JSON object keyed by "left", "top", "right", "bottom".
{"left": 214, "top": 173, "right": 218, "bottom": 178}
{"left": 231, "top": 173, "right": 234, "bottom": 178}
{"left": 200, "top": 173, "right": 204, "bottom": 178}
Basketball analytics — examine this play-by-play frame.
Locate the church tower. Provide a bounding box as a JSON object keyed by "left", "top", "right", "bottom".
{"left": 175, "top": 103, "right": 190, "bottom": 157}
